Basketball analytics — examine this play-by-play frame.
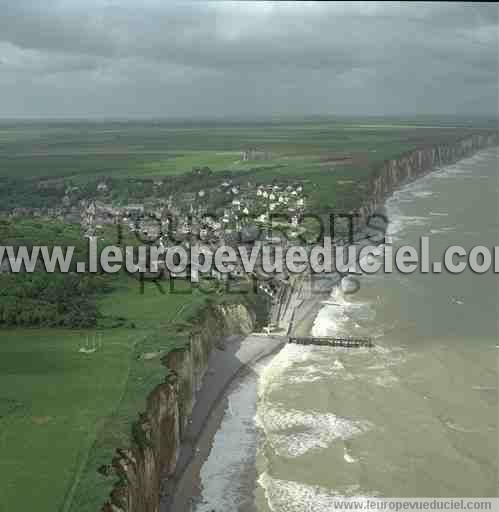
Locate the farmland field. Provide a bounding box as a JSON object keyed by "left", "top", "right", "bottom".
{"left": 0, "top": 118, "right": 493, "bottom": 214}
{"left": 0, "top": 118, "right": 491, "bottom": 180}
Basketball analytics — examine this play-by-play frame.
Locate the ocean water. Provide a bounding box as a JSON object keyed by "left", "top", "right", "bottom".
{"left": 194, "top": 148, "right": 498, "bottom": 511}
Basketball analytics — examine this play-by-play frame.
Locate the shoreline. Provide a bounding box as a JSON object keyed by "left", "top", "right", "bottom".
{"left": 163, "top": 258, "right": 377, "bottom": 511}
{"left": 160, "top": 143, "right": 499, "bottom": 512}
{"left": 162, "top": 272, "right": 336, "bottom": 511}
{"left": 160, "top": 333, "right": 288, "bottom": 512}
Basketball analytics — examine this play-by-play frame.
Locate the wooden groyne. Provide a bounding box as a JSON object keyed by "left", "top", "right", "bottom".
{"left": 288, "top": 336, "right": 374, "bottom": 348}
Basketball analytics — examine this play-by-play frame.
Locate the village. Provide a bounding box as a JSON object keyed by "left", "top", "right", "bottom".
{"left": 80, "top": 170, "right": 310, "bottom": 297}
{"left": 1, "top": 157, "right": 312, "bottom": 300}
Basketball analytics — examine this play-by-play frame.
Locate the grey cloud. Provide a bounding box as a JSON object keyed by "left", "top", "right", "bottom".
{"left": 0, "top": 1, "right": 496, "bottom": 118}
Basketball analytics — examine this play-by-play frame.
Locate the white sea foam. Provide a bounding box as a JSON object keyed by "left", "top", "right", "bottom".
{"left": 385, "top": 194, "right": 429, "bottom": 238}
{"left": 429, "top": 227, "right": 456, "bottom": 235}
{"left": 195, "top": 374, "right": 260, "bottom": 512}
{"left": 332, "top": 359, "right": 345, "bottom": 370}
{"left": 286, "top": 358, "right": 354, "bottom": 385}
{"left": 343, "top": 447, "right": 357, "bottom": 463}
{"left": 444, "top": 421, "right": 480, "bottom": 434}
{"left": 258, "top": 473, "right": 373, "bottom": 512}
{"left": 373, "top": 374, "right": 399, "bottom": 388}
{"left": 312, "top": 286, "right": 376, "bottom": 339}
{"left": 259, "top": 406, "right": 372, "bottom": 458}
{"left": 411, "top": 190, "right": 434, "bottom": 198}
{"left": 257, "top": 344, "right": 313, "bottom": 401}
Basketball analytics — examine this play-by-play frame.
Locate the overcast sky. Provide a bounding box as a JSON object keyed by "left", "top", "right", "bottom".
{"left": 0, "top": 1, "right": 497, "bottom": 119}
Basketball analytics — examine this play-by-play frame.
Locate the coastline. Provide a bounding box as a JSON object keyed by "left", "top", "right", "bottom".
{"left": 160, "top": 140, "right": 499, "bottom": 512}
{"left": 162, "top": 272, "right": 337, "bottom": 511}
{"left": 160, "top": 333, "right": 288, "bottom": 512}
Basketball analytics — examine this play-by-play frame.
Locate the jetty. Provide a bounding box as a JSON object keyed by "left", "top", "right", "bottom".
{"left": 288, "top": 336, "right": 373, "bottom": 348}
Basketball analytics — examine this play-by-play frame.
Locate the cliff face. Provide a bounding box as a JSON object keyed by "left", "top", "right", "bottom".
{"left": 101, "top": 303, "right": 256, "bottom": 512}
{"left": 358, "top": 132, "right": 498, "bottom": 223}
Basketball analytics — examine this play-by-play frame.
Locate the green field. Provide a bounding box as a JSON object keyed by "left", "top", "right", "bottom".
{"left": 1, "top": 118, "right": 491, "bottom": 215}
{"left": 0, "top": 119, "right": 488, "bottom": 181}
{"left": 0, "top": 328, "right": 137, "bottom": 512}
{"left": 0, "top": 278, "right": 209, "bottom": 512}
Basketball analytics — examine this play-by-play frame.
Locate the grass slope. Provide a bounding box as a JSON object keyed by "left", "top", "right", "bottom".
{"left": 0, "top": 278, "right": 207, "bottom": 512}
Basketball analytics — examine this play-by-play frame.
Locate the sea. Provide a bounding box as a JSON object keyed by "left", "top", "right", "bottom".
{"left": 192, "top": 147, "right": 498, "bottom": 511}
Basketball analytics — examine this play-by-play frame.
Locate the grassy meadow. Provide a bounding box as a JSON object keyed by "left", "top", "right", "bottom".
{"left": 0, "top": 278, "right": 209, "bottom": 512}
